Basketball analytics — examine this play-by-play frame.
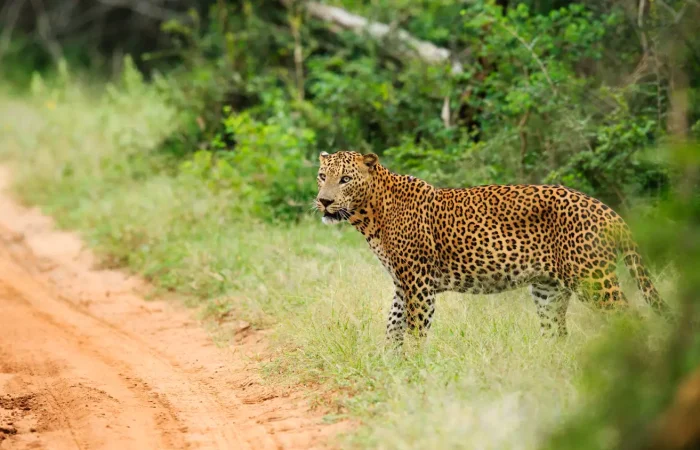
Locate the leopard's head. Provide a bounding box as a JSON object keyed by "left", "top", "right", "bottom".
{"left": 316, "top": 151, "right": 378, "bottom": 224}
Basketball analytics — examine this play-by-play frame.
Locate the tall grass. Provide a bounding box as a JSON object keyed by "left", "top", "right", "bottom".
{"left": 0, "top": 76, "right": 675, "bottom": 449}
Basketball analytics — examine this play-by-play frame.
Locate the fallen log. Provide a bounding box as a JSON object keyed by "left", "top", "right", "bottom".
{"left": 280, "top": 0, "right": 463, "bottom": 75}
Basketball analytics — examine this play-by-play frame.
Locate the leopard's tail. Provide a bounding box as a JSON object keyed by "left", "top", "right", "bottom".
{"left": 618, "top": 230, "right": 671, "bottom": 317}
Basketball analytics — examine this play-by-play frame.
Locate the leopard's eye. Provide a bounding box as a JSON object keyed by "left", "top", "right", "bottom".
{"left": 340, "top": 176, "right": 352, "bottom": 184}
{"left": 319, "top": 173, "right": 326, "bottom": 181}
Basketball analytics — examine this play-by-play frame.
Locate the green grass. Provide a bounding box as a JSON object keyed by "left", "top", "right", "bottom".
{"left": 0, "top": 80, "right": 675, "bottom": 449}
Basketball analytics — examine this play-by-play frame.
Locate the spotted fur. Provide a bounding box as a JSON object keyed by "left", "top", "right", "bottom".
{"left": 315, "top": 151, "right": 669, "bottom": 344}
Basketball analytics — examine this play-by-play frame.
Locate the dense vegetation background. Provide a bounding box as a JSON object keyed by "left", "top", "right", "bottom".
{"left": 4, "top": 0, "right": 698, "bottom": 220}
{"left": 2, "top": 0, "right": 699, "bottom": 449}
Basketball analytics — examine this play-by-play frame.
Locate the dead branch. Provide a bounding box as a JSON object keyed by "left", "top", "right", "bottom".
{"left": 280, "top": 0, "right": 463, "bottom": 75}
{"left": 96, "top": 0, "right": 185, "bottom": 22}
{"left": 289, "top": 12, "right": 305, "bottom": 102}
{"left": 30, "top": 0, "right": 63, "bottom": 63}
{"left": 441, "top": 96, "right": 451, "bottom": 128}
{"left": 518, "top": 109, "right": 530, "bottom": 180}
{"left": 0, "top": 0, "right": 27, "bottom": 60}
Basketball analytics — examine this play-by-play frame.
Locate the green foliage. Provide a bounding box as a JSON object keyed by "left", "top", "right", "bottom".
{"left": 139, "top": 0, "right": 676, "bottom": 220}
{"left": 181, "top": 109, "right": 317, "bottom": 220}
{"left": 5, "top": 0, "right": 694, "bottom": 219}
{"left": 546, "top": 111, "right": 667, "bottom": 200}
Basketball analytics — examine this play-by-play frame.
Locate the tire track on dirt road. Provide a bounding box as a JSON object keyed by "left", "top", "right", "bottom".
{"left": 0, "top": 167, "right": 345, "bottom": 449}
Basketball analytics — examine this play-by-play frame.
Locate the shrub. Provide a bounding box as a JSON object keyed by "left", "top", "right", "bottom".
{"left": 180, "top": 109, "right": 317, "bottom": 221}
{"left": 150, "top": 0, "right": 673, "bottom": 220}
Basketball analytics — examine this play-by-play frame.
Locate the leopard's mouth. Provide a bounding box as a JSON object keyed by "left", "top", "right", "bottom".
{"left": 322, "top": 209, "right": 350, "bottom": 225}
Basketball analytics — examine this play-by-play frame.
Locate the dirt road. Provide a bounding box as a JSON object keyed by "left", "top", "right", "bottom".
{"left": 0, "top": 167, "right": 343, "bottom": 449}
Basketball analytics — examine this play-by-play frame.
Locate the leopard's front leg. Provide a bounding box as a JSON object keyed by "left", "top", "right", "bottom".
{"left": 385, "top": 258, "right": 437, "bottom": 345}
{"left": 404, "top": 283, "right": 436, "bottom": 339}
{"left": 386, "top": 287, "right": 407, "bottom": 345}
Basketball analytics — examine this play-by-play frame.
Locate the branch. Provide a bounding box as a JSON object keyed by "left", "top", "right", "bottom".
{"left": 0, "top": 0, "right": 27, "bottom": 61}
{"left": 656, "top": 0, "right": 689, "bottom": 24}
{"left": 500, "top": 23, "right": 558, "bottom": 96}
{"left": 518, "top": 109, "right": 530, "bottom": 180}
{"left": 30, "top": 0, "right": 63, "bottom": 63}
{"left": 649, "top": 365, "right": 700, "bottom": 450}
{"left": 441, "top": 96, "right": 451, "bottom": 128}
{"left": 280, "top": 0, "right": 463, "bottom": 75}
{"left": 96, "top": 0, "right": 185, "bottom": 22}
{"left": 289, "top": 12, "right": 305, "bottom": 102}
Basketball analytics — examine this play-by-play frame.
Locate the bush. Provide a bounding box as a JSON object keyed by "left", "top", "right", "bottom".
{"left": 144, "top": 0, "right": 676, "bottom": 221}
{"left": 17, "top": 0, "right": 686, "bottom": 221}
{"left": 181, "top": 109, "right": 318, "bottom": 221}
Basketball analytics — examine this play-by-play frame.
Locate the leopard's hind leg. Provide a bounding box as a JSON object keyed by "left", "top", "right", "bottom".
{"left": 529, "top": 281, "right": 572, "bottom": 337}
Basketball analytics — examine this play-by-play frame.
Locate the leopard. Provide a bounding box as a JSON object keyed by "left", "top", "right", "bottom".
{"left": 315, "top": 150, "right": 670, "bottom": 344}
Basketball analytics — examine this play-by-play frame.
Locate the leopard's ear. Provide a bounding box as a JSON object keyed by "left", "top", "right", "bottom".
{"left": 362, "top": 153, "right": 379, "bottom": 170}
{"left": 319, "top": 151, "right": 330, "bottom": 162}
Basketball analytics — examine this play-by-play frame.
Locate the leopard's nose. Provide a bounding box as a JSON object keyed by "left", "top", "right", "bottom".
{"left": 318, "top": 198, "right": 334, "bottom": 208}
